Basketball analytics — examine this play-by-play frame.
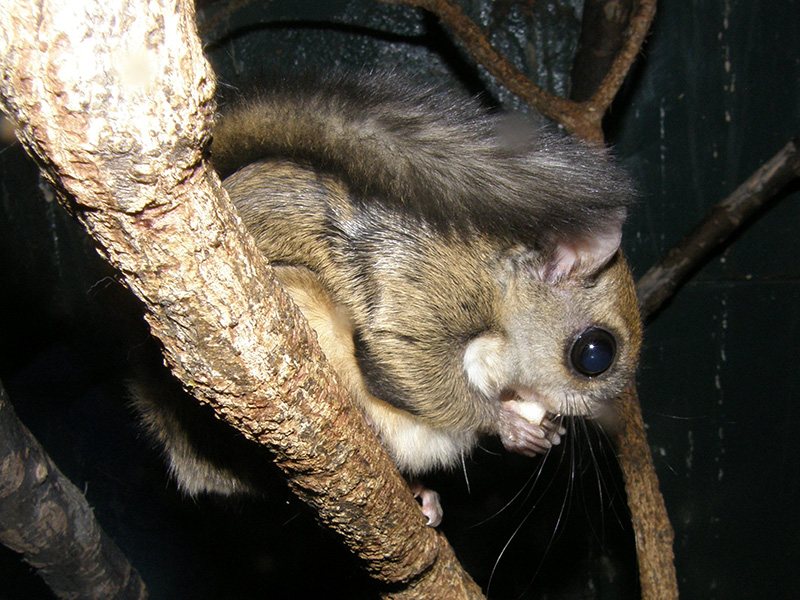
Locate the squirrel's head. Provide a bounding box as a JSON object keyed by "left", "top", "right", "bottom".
{"left": 463, "top": 235, "right": 642, "bottom": 422}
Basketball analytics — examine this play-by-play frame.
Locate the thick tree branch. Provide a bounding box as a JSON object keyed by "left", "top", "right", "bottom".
{"left": 0, "top": 378, "right": 148, "bottom": 600}
{"left": 637, "top": 133, "right": 800, "bottom": 320}
{"left": 0, "top": 0, "right": 482, "bottom": 597}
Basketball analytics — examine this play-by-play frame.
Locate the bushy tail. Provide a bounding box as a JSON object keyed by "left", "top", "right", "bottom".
{"left": 212, "top": 71, "right": 634, "bottom": 266}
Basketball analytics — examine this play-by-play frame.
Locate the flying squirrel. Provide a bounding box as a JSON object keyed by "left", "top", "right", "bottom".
{"left": 130, "top": 72, "right": 642, "bottom": 526}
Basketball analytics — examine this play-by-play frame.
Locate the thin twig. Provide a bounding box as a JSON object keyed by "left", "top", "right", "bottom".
{"left": 637, "top": 133, "right": 800, "bottom": 321}
{"left": 384, "top": 0, "right": 655, "bottom": 143}
{"left": 383, "top": 0, "right": 587, "bottom": 133}
{"left": 571, "top": 0, "right": 636, "bottom": 103}
{"left": 588, "top": 0, "right": 656, "bottom": 114}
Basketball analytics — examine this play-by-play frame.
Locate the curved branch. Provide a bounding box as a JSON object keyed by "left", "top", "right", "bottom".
{"left": 571, "top": 0, "right": 636, "bottom": 103}
{"left": 587, "top": 0, "right": 657, "bottom": 114}
{"left": 384, "top": 0, "right": 585, "bottom": 130}
{"left": 0, "top": 0, "right": 482, "bottom": 597}
{"left": 384, "top": 0, "right": 655, "bottom": 143}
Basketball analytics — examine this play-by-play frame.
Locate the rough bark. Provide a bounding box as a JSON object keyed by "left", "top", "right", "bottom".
{"left": 613, "top": 383, "right": 678, "bottom": 600}
{"left": 0, "top": 378, "right": 148, "bottom": 600}
{"left": 0, "top": 0, "right": 482, "bottom": 597}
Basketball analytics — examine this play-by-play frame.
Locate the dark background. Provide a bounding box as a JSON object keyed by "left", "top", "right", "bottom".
{"left": 2, "top": 1, "right": 799, "bottom": 598}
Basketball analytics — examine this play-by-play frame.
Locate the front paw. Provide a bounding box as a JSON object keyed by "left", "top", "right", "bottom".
{"left": 497, "top": 399, "right": 564, "bottom": 457}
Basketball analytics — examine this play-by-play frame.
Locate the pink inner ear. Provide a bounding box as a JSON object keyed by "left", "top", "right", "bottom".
{"left": 548, "top": 226, "right": 622, "bottom": 282}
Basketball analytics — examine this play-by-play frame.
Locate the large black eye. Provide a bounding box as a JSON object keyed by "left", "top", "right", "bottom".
{"left": 570, "top": 327, "right": 617, "bottom": 377}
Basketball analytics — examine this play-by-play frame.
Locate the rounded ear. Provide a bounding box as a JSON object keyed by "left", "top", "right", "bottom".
{"left": 498, "top": 213, "right": 624, "bottom": 284}
{"left": 546, "top": 224, "right": 623, "bottom": 282}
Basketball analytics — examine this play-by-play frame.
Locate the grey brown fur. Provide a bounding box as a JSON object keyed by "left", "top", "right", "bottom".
{"left": 132, "top": 72, "right": 642, "bottom": 511}
{"left": 212, "top": 72, "right": 632, "bottom": 262}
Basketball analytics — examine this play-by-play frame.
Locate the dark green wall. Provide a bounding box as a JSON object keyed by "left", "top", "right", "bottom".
{"left": 617, "top": 2, "right": 800, "bottom": 597}
{"left": 1, "top": 1, "right": 798, "bottom": 598}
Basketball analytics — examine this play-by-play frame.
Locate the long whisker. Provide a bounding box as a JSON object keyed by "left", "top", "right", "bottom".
{"left": 487, "top": 414, "right": 574, "bottom": 598}
{"left": 471, "top": 442, "right": 552, "bottom": 529}
{"left": 485, "top": 445, "right": 565, "bottom": 597}
{"left": 513, "top": 415, "right": 577, "bottom": 599}
{"left": 592, "top": 417, "right": 635, "bottom": 529}
{"left": 579, "top": 416, "right": 609, "bottom": 544}
{"left": 461, "top": 450, "right": 471, "bottom": 495}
